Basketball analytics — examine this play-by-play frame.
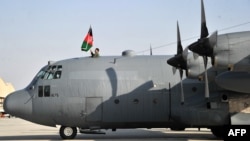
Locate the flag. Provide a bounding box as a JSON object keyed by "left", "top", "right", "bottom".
{"left": 81, "top": 26, "right": 93, "bottom": 52}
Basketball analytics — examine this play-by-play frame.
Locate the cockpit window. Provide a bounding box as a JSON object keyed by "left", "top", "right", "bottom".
{"left": 52, "top": 66, "right": 57, "bottom": 71}
{"left": 44, "top": 85, "right": 50, "bottom": 97}
{"left": 54, "top": 71, "right": 62, "bottom": 79}
{"left": 36, "top": 70, "right": 45, "bottom": 79}
{"left": 26, "top": 65, "right": 62, "bottom": 90}
{"left": 40, "top": 65, "right": 62, "bottom": 80}
{"left": 47, "top": 72, "right": 54, "bottom": 79}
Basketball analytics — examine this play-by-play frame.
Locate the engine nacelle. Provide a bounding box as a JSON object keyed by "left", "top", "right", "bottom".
{"left": 186, "top": 52, "right": 212, "bottom": 79}
{"left": 213, "top": 31, "right": 250, "bottom": 71}
{"left": 216, "top": 71, "right": 250, "bottom": 93}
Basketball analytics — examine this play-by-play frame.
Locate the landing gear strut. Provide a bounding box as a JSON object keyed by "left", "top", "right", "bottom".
{"left": 59, "top": 126, "right": 77, "bottom": 139}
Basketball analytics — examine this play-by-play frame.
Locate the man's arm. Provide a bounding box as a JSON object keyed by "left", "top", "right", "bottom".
{"left": 90, "top": 50, "right": 94, "bottom": 57}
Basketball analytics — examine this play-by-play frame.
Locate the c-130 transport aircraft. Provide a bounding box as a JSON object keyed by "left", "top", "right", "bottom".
{"left": 4, "top": 0, "right": 250, "bottom": 139}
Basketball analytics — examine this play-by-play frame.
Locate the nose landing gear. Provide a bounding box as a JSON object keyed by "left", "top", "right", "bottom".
{"left": 59, "top": 126, "right": 77, "bottom": 139}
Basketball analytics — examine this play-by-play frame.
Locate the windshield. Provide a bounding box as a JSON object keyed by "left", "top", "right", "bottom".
{"left": 26, "top": 65, "right": 63, "bottom": 90}
{"left": 25, "top": 66, "right": 47, "bottom": 90}
{"left": 41, "top": 65, "right": 62, "bottom": 80}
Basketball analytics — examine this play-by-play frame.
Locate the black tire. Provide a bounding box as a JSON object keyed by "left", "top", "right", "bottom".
{"left": 211, "top": 126, "right": 224, "bottom": 138}
{"left": 170, "top": 127, "right": 185, "bottom": 131}
{"left": 59, "top": 126, "right": 77, "bottom": 139}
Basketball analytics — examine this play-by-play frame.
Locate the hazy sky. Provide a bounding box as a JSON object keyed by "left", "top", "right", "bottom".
{"left": 1, "top": 0, "right": 250, "bottom": 90}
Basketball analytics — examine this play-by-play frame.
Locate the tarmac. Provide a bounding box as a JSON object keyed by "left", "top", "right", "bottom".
{"left": 0, "top": 117, "right": 223, "bottom": 141}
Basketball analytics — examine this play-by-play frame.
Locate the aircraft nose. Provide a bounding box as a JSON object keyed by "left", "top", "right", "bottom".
{"left": 4, "top": 90, "right": 32, "bottom": 118}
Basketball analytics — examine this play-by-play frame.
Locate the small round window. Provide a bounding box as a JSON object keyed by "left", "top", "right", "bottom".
{"left": 133, "top": 99, "right": 139, "bottom": 104}
{"left": 153, "top": 98, "right": 158, "bottom": 104}
{"left": 114, "top": 99, "right": 120, "bottom": 104}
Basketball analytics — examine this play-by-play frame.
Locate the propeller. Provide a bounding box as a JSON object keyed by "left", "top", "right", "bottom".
{"left": 167, "top": 22, "right": 188, "bottom": 70}
{"left": 167, "top": 21, "right": 187, "bottom": 104}
{"left": 187, "top": 0, "right": 217, "bottom": 100}
{"left": 188, "top": 0, "right": 217, "bottom": 57}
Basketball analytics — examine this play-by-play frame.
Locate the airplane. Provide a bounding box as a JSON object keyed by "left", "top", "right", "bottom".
{"left": 3, "top": 0, "right": 250, "bottom": 139}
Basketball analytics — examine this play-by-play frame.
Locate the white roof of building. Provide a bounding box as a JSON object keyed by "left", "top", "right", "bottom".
{"left": 0, "top": 78, "right": 15, "bottom": 98}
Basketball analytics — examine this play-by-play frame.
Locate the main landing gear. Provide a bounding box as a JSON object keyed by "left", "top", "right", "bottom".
{"left": 210, "top": 126, "right": 224, "bottom": 138}
{"left": 59, "top": 126, "right": 77, "bottom": 139}
{"left": 59, "top": 126, "right": 106, "bottom": 139}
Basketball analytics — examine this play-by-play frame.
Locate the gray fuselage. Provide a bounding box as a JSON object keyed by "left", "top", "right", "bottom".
{"left": 4, "top": 55, "right": 230, "bottom": 129}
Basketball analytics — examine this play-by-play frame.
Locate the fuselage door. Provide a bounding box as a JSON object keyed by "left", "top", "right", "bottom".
{"left": 85, "top": 97, "right": 103, "bottom": 122}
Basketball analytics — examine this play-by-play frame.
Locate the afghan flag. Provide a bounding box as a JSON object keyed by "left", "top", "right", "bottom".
{"left": 81, "top": 27, "right": 93, "bottom": 52}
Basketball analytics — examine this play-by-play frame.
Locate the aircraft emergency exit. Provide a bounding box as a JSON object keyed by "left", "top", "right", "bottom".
{"left": 4, "top": 0, "right": 250, "bottom": 139}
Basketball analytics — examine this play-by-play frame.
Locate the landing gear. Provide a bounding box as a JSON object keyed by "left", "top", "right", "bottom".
{"left": 59, "top": 126, "right": 77, "bottom": 139}
{"left": 170, "top": 127, "right": 185, "bottom": 131}
{"left": 210, "top": 126, "right": 223, "bottom": 138}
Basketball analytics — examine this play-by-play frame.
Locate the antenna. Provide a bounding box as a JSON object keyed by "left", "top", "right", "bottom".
{"left": 150, "top": 44, "right": 153, "bottom": 56}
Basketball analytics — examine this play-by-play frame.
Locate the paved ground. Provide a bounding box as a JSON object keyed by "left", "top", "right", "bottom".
{"left": 0, "top": 117, "right": 223, "bottom": 141}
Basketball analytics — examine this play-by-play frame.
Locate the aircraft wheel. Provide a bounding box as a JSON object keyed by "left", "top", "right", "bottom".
{"left": 59, "top": 126, "right": 77, "bottom": 139}
{"left": 210, "top": 126, "right": 223, "bottom": 138}
{"left": 170, "top": 127, "right": 185, "bottom": 131}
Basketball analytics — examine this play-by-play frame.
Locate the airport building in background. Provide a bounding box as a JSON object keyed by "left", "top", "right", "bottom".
{"left": 0, "top": 77, "right": 15, "bottom": 116}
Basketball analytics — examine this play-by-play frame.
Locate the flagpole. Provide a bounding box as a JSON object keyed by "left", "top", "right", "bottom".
{"left": 87, "top": 25, "right": 91, "bottom": 51}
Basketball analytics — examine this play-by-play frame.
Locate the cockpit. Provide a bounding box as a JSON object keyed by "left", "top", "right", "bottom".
{"left": 41, "top": 65, "right": 62, "bottom": 80}
{"left": 4, "top": 64, "right": 64, "bottom": 126}
{"left": 27, "top": 65, "right": 63, "bottom": 90}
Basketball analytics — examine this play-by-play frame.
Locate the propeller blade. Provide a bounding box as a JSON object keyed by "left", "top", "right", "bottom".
{"left": 177, "top": 21, "right": 183, "bottom": 55}
{"left": 182, "top": 47, "right": 189, "bottom": 60}
{"left": 172, "top": 67, "right": 177, "bottom": 75}
{"left": 203, "top": 56, "right": 209, "bottom": 99}
{"left": 200, "top": 0, "right": 209, "bottom": 38}
{"left": 179, "top": 69, "right": 184, "bottom": 104}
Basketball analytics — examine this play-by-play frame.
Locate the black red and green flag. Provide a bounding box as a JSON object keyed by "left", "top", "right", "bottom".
{"left": 81, "top": 27, "right": 93, "bottom": 52}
